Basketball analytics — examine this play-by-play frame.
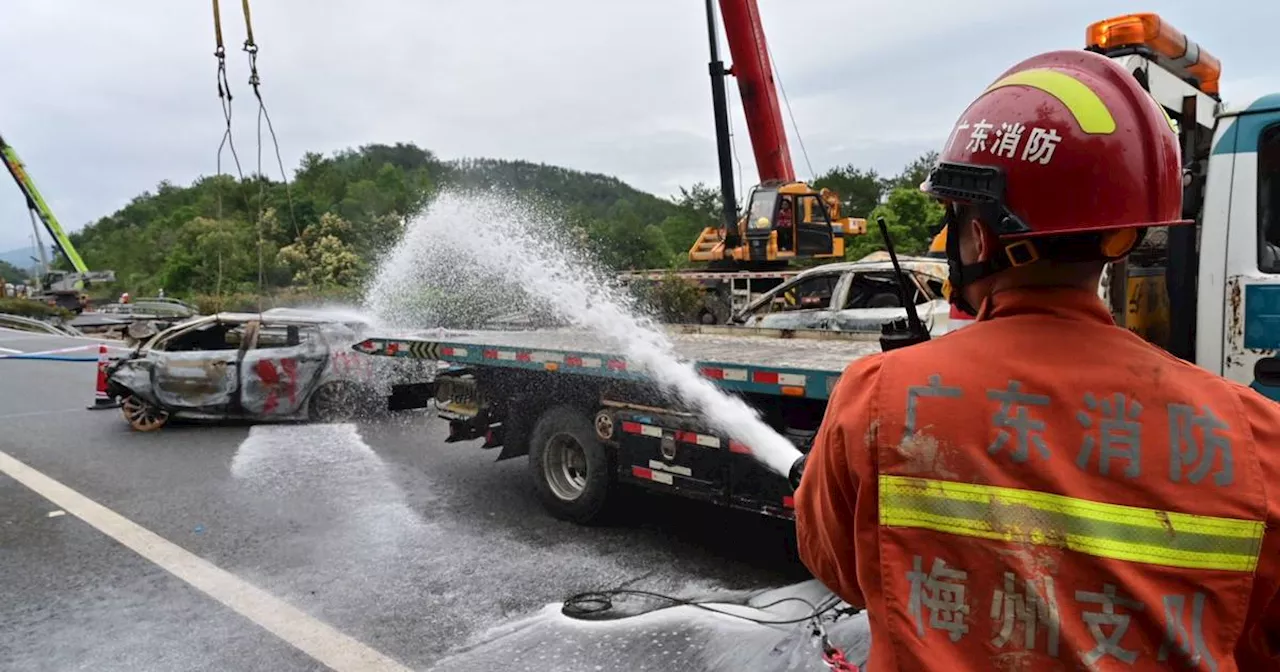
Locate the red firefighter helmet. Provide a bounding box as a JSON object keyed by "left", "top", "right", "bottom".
{"left": 923, "top": 49, "right": 1190, "bottom": 241}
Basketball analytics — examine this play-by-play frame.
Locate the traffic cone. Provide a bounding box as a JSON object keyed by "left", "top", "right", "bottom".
{"left": 87, "top": 344, "right": 121, "bottom": 410}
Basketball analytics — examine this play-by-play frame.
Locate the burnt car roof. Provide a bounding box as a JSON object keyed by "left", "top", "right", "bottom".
{"left": 789, "top": 254, "right": 948, "bottom": 279}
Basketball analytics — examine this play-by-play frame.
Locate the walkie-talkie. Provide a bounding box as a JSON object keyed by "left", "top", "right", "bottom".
{"left": 877, "top": 216, "right": 932, "bottom": 352}
{"left": 789, "top": 217, "right": 934, "bottom": 491}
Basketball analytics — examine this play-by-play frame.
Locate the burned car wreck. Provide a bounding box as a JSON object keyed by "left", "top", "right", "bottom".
{"left": 105, "top": 310, "right": 435, "bottom": 431}
{"left": 728, "top": 255, "right": 954, "bottom": 335}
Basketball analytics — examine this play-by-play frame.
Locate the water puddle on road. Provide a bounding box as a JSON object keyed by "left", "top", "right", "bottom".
{"left": 229, "top": 423, "right": 426, "bottom": 562}
{"left": 363, "top": 190, "right": 802, "bottom": 479}
{"left": 429, "top": 579, "right": 869, "bottom": 672}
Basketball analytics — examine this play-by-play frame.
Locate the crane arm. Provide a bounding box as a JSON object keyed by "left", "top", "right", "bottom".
{"left": 0, "top": 134, "right": 89, "bottom": 273}
{"left": 717, "top": 0, "right": 794, "bottom": 184}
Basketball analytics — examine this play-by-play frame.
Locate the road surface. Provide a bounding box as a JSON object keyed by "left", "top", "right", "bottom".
{"left": 0, "top": 330, "right": 808, "bottom": 671}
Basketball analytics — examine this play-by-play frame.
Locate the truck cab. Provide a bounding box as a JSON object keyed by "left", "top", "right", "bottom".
{"left": 1196, "top": 93, "right": 1280, "bottom": 397}
{"left": 1087, "top": 14, "right": 1280, "bottom": 397}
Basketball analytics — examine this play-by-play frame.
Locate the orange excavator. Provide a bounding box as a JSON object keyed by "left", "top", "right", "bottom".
{"left": 687, "top": 0, "right": 865, "bottom": 270}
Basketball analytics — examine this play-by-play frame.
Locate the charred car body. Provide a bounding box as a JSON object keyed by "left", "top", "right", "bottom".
{"left": 106, "top": 310, "right": 435, "bottom": 431}
{"left": 728, "top": 255, "right": 953, "bottom": 334}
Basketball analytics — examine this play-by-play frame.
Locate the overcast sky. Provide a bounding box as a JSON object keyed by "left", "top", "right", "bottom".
{"left": 0, "top": 0, "right": 1276, "bottom": 253}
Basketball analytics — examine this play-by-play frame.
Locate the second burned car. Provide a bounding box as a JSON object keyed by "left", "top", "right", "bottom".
{"left": 727, "top": 255, "right": 955, "bottom": 335}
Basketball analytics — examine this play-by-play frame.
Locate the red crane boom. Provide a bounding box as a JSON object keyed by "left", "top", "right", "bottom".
{"left": 717, "top": 0, "right": 795, "bottom": 184}
{"left": 690, "top": 0, "right": 859, "bottom": 267}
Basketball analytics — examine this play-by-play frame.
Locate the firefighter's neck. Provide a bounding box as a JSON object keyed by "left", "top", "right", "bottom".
{"left": 968, "top": 260, "right": 1105, "bottom": 306}
{"left": 965, "top": 224, "right": 1103, "bottom": 296}
{"left": 993, "top": 260, "right": 1103, "bottom": 292}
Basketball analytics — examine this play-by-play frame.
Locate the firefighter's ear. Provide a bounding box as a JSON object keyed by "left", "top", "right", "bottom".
{"left": 964, "top": 216, "right": 993, "bottom": 263}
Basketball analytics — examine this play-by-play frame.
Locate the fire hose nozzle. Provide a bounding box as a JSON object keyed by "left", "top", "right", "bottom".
{"left": 788, "top": 453, "right": 807, "bottom": 490}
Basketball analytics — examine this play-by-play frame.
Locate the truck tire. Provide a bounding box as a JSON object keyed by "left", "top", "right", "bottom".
{"left": 528, "top": 405, "right": 614, "bottom": 525}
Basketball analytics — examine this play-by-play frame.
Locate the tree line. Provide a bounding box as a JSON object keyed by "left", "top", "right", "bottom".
{"left": 47, "top": 142, "right": 943, "bottom": 304}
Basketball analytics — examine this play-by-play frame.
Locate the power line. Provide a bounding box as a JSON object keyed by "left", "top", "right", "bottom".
{"left": 726, "top": 84, "right": 745, "bottom": 208}
{"left": 769, "top": 48, "right": 814, "bottom": 182}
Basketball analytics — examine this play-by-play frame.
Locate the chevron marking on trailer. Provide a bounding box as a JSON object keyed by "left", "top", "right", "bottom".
{"left": 407, "top": 341, "right": 438, "bottom": 360}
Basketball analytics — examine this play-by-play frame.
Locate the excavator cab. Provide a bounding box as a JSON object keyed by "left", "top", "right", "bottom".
{"left": 689, "top": 182, "right": 866, "bottom": 267}
{"left": 742, "top": 183, "right": 836, "bottom": 260}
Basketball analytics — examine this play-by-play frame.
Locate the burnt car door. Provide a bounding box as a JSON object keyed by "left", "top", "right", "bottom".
{"left": 735, "top": 271, "right": 847, "bottom": 330}
{"left": 150, "top": 318, "right": 252, "bottom": 411}
{"left": 832, "top": 270, "right": 945, "bottom": 333}
{"left": 237, "top": 322, "right": 330, "bottom": 417}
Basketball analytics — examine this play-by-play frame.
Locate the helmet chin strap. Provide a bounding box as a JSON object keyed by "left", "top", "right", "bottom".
{"left": 944, "top": 210, "right": 1042, "bottom": 316}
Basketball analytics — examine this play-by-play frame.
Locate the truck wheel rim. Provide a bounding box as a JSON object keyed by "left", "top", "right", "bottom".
{"left": 544, "top": 433, "right": 588, "bottom": 501}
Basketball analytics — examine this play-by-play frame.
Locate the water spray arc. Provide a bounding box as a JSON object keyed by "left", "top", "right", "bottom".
{"left": 364, "top": 191, "right": 805, "bottom": 482}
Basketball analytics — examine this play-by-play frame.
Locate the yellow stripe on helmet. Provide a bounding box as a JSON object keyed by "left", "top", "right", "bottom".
{"left": 984, "top": 68, "right": 1118, "bottom": 135}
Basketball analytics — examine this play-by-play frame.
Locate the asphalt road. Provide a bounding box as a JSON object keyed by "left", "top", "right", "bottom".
{"left": 0, "top": 331, "right": 808, "bottom": 671}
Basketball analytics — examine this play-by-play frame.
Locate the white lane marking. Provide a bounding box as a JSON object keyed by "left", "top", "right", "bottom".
{"left": 0, "top": 330, "right": 117, "bottom": 344}
{"left": 0, "top": 450, "right": 413, "bottom": 672}
{"left": 0, "top": 408, "right": 87, "bottom": 421}
{"left": 0, "top": 346, "right": 21, "bottom": 354}
{"left": 47, "top": 510, "right": 66, "bottom": 518}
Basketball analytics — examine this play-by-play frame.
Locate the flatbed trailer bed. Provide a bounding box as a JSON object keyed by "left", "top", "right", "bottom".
{"left": 354, "top": 325, "right": 883, "bottom": 522}
{"left": 355, "top": 325, "right": 880, "bottom": 400}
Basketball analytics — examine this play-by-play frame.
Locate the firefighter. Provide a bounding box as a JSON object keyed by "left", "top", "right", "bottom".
{"left": 794, "top": 49, "right": 1280, "bottom": 670}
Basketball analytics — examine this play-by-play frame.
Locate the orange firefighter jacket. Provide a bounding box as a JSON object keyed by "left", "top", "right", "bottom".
{"left": 795, "top": 287, "right": 1280, "bottom": 671}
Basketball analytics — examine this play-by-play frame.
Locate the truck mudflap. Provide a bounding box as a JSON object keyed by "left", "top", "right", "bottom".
{"left": 610, "top": 409, "right": 797, "bottom": 519}
{"left": 388, "top": 381, "right": 436, "bottom": 411}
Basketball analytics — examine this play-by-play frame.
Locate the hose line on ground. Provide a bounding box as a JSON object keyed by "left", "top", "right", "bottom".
{"left": 560, "top": 587, "right": 849, "bottom": 626}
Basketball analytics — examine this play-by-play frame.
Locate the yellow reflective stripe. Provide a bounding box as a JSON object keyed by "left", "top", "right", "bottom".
{"left": 1158, "top": 101, "right": 1180, "bottom": 134}
{"left": 879, "top": 475, "right": 1264, "bottom": 573}
{"left": 984, "top": 69, "right": 1117, "bottom": 135}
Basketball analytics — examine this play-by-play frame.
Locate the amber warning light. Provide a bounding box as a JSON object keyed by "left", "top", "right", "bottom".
{"left": 1086, "top": 13, "right": 1220, "bottom": 96}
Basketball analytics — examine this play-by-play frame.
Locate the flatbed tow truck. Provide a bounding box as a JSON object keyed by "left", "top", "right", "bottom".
{"left": 357, "top": 324, "right": 873, "bottom": 522}
{"left": 356, "top": 12, "right": 1280, "bottom": 524}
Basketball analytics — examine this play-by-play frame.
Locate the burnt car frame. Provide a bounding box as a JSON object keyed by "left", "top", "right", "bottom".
{"left": 728, "top": 255, "right": 954, "bottom": 334}
{"left": 106, "top": 310, "right": 432, "bottom": 431}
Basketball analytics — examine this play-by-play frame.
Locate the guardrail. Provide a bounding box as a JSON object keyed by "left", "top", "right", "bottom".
{"left": 0, "top": 313, "right": 84, "bottom": 337}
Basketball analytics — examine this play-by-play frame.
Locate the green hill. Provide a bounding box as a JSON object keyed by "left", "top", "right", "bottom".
{"left": 61, "top": 142, "right": 940, "bottom": 303}
{"left": 66, "top": 143, "right": 714, "bottom": 298}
